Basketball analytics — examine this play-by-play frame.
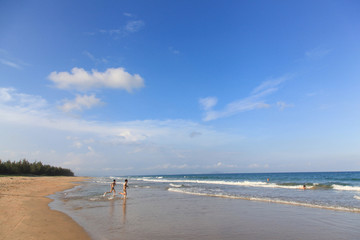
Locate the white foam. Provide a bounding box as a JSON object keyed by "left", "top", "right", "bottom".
{"left": 168, "top": 188, "right": 360, "bottom": 213}
{"left": 332, "top": 185, "right": 360, "bottom": 192}
{"left": 95, "top": 181, "right": 109, "bottom": 184}
{"left": 354, "top": 195, "right": 360, "bottom": 200}
{"left": 135, "top": 178, "right": 303, "bottom": 190}
{"left": 169, "top": 183, "right": 182, "bottom": 188}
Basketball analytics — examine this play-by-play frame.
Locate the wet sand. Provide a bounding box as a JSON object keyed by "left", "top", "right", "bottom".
{"left": 0, "top": 176, "right": 90, "bottom": 240}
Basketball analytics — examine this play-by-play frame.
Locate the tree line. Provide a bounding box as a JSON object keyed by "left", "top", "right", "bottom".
{"left": 0, "top": 159, "right": 74, "bottom": 176}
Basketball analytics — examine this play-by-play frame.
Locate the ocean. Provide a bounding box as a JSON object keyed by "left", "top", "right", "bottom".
{"left": 49, "top": 172, "right": 360, "bottom": 240}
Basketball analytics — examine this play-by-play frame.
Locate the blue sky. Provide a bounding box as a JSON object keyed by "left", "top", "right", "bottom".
{"left": 1, "top": 0, "right": 360, "bottom": 176}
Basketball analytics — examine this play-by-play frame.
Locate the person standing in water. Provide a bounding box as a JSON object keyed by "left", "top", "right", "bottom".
{"left": 103, "top": 179, "right": 116, "bottom": 197}
{"left": 119, "top": 179, "right": 129, "bottom": 198}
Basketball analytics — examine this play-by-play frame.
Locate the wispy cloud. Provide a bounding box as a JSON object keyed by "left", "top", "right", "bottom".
{"left": 48, "top": 67, "right": 145, "bottom": 92}
{"left": 206, "top": 161, "right": 238, "bottom": 169}
{"left": 125, "top": 20, "right": 145, "bottom": 33}
{"left": 277, "top": 101, "right": 294, "bottom": 111}
{"left": 169, "top": 46, "right": 180, "bottom": 55}
{"left": 148, "top": 161, "right": 239, "bottom": 171}
{"left": 0, "top": 49, "right": 29, "bottom": 69}
{"left": 252, "top": 77, "right": 286, "bottom": 94}
{"left": 95, "top": 17, "right": 144, "bottom": 37}
{"left": 305, "top": 47, "right": 332, "bottom": 59}
{"left": 83, "top": 51, "right": 108, "bottom": 64}
{"left": 59, "top": 94, "right": 103, "bottom": 112}
{"left": 0, "top": 88, "right": 238, "bottom": 145}
{"left": 148, "top": 163, "right": 191, "bottom": 170}
{"left": 0, "top": 87, "right": 47, "bottom": 109}
{"left": 0, "top": 58, "right": 21, "bottom": 69}
{"left": 199, "top": 97, "right": 217, "bottom": 110}
{"left": 0, "top": 88, "right": 13, "bottom": 102}
{"left": 0, "top": 88, "right": 147, "bottom": 143}
{"left": 0, "top": 87, "right": 248, "bottom": 175}
{"left": 123, "top": 12, "right": 134, "bottom": 17}
{"left": 200, "top": 75, "right": 291, "bottom": 121}
{"left": 306, "top": 90, "right": 323, "bottom": 97}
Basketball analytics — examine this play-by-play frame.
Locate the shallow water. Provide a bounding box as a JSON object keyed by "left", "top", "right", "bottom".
{"left": 49, "top": 172, "right": 360, "bottom": 240}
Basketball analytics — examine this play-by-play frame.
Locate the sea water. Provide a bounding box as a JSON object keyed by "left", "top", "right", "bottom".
{"left": 139, "top": 171, "right": 360, "bottom": 212}
{"left": 49, "top": 172, "right": 360, "bottom": 239}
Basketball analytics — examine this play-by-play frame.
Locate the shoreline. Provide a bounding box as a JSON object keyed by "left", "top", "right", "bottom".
{"left": 0, "top": 176, "right": 91, "bottom": 240}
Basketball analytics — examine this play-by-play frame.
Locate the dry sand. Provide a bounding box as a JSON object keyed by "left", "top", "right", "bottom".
{"left": 0, "top": 176, "right": 91, "bottom": 240}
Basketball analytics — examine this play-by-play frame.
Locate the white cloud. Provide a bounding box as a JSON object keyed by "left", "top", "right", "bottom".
{"left": 87, "top": 146, "right": 94, "bottom": 152}
{"left": 0, "top": 88, "right": 239, "bottom": 146}
{"left": 125, "top": 20, "right": 144, "bottom": 32}
{"left": 0, "top": 87, "right": 249, "bottom": 175}
{"left": 73, "top": 141, "right": 83, "bottom": 149}
{"left": 199, "top": 97, "right": 217, "bottom": 110}
{"left": 201, "top": 75, "right": 291, "bottom": 121}
{"left": 48, "top": 67, "right": 145, "bottom": 92}
{"left": 0, "top": 87, "right": 47, "bottom": 109}
{"left": 59, "top": 94, "right": 103, "bottom": 112}
{"left": 0, "top": 88, "right": 13, "bottom": 102}
{"left": 67, "top": 136, "right": 95, "bottom": 149}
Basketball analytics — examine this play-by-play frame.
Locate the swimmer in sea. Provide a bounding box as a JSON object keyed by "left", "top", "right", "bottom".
{"left": 302, "top": 184, "right": 306, "bottom": 190}
{"left": 119, "top": 179, "right": 129, "bottom": 198}
{"left": 103, "top": 179, "right": 116, "bottom": 197}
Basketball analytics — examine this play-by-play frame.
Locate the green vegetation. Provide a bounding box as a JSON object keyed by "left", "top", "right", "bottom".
{"left": 0, "top": 159, "right": 74, "bottom": 176}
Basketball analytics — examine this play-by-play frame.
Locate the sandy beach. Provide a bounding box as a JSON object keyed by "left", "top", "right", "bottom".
{"left": 0, "top": 176, "right": 90, "bottom": 240}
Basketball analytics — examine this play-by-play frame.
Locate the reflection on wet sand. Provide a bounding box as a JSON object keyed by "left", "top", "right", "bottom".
{"left": 110, "top": 198, "right": 115, "bottom": 218}
{"left": 122, "top": 198, "right": 127, "bottom": 224}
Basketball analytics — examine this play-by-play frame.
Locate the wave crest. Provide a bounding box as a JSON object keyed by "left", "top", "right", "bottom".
{"left": 168, "top": 188, "right": 360, "bottom": 213}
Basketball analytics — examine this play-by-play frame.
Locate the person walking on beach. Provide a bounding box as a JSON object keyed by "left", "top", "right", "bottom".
{"left": 103, "top": 179, "right": 116, "bottom": 197}
{"left": 119, "top": 179, "right": 128, "bottom": 198}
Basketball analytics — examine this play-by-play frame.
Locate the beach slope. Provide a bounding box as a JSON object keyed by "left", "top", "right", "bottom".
{"left": 0, "top": 176, "right": 90, "bottom": 240}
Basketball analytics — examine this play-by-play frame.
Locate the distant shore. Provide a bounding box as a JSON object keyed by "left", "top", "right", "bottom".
{"left": 0, "top": 176, "right": 90, "bottom": 240}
